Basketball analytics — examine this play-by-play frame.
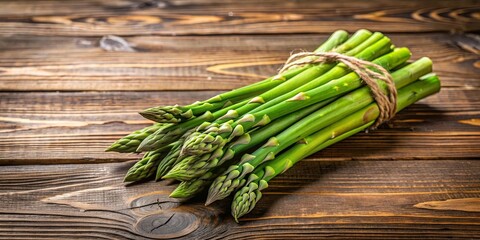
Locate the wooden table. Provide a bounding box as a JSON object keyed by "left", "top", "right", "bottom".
{"left": 1, "top": 0, "right": 479, "bottom": 239}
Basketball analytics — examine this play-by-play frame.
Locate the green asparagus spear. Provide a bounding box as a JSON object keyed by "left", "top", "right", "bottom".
{"left": 139, "top": 90, "right": 263, "bottom": 123}
{"left": 106, "top": 123, "right": 171, "bottom": 153}
{"left": 123, "top": 144, "right": 173, "bottom": 182}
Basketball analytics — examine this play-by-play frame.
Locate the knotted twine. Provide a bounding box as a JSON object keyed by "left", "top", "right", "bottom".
{"left": 278, "top": 51, "right": 397, "bottom": 130}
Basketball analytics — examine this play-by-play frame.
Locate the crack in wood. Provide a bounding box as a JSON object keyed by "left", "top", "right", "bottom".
{"left": 150, "top": 213, "right": 176, "bottom": 233}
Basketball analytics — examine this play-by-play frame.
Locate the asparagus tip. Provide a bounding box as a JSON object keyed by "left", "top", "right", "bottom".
{"left": 138, "top": 110, "right": 157, "bottom": 122}
{"left": 136, "top": 142, "right": 148, "bottom": 152}
{"left": 105, "top": 143, "right": 118, "bottom": 152}
{"left": 123, "top": 175, "right": 136, "bottom": 182}
{"left": 169, "top": 191, "right": 184, "bottom": 198}
{"left": 205, "top": 197, "right": 215, "bottom": 206}
{"left": 161, "top": 174, "right": 172, "bottom": 180}
{"left": 205, "top": 188, "right": 228, "bottom": 206}
{"left": 162, "top": 168, "right": 191, "bottom": 181}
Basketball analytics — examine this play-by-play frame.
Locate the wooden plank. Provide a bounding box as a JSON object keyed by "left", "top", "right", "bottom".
{"left": 0, "top": 33, "right": 478, "bottom": 91}
{"left": 0, "top": 160, "right": 478, "bottom": 239}
{"left": 0, "top": 1, "right": 478, "bottom": 238}
{"left": 0, "top": 0, "right": 478, "bottom": 36}
{"left": 0, "top": 87, "right": 479, "bottom": 164}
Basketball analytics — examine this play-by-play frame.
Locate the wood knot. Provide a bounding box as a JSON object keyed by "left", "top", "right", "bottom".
{"left": 135, "top": 210, "right": 199, "bottom": 239}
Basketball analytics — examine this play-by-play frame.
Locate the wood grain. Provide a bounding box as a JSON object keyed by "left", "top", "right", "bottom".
{"left": 0, "top": 0, "right": 479, "bottom": 238}
{"left": 0, "top": 33, "right": 478, "bottom": 91}
{"left": 0, "top": 86, "right": 479, "bottom": 164}
{"left": 0, "top": 160, "right": 478, "bottom": 239}
{"left": 415, "top": 198, "right": 480, "bottom": 212}
{"left": 0, "top": 0, "right": 478, "bottom": 36}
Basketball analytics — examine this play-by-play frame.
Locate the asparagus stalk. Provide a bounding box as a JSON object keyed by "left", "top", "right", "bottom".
{"left": 231, "top": 74, "right": 441, "bottom": 221}
{"left": 205, "top": 57, "right": 433, "bottom": 205}
{"left": 155, "top": 144, "right": 181, "bottom": 180}
{"left": 163, "top": 99, "right": 336, "bottom": 181}
{"left": 155, "top": 130, "right": 194, "bottom": 180}
{"left": 123, "top": 144, "right": 173, "bottom": 182}
{"left": 182, "top": 41, "right": 399, "bottom": 157}
{"left": 106, "top": 123, "right": 171, "bottom": 153}
{"left": 139, "top": 100, "right": 231, "bottom": 124}
{"left": 139, "top": 30, "right": 350, "bottom": 123}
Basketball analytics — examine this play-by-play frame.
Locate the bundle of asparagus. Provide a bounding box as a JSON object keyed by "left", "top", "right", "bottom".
{"left": 107, "top": 29, "right": 441, "bottom": 222}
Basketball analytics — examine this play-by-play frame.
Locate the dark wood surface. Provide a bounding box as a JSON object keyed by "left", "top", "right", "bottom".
{"left": 0, "top": 0, "right": 479, "bottom": 239}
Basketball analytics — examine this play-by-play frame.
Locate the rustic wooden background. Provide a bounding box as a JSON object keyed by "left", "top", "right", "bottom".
{"left": 1, "top": 0, "right": 479, "bottom": 239}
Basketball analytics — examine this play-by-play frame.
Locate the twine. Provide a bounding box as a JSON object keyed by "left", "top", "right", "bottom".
{"left": 279, "top": 51, "right": 397, "bottom": 129}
